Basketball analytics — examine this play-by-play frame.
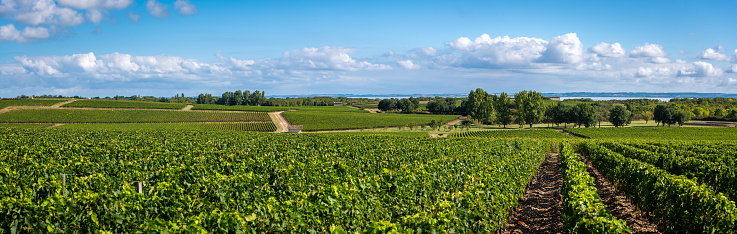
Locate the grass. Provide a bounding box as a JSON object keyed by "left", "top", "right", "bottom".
{"left": 450, "top": 129, "right": 572, "bottom": 139}
{"left": 0, "top": 123, "right": 52, "bottom": 129}
{"left": 282, "top": 111, "right": 460, "bottom": 131}
{"left": 564, "top": 127, "right": 737, "bottom": 140}
{"left": 0, "top": 109, "right": 271, "bottom": 123}
{"left": 0, "top": 99, "right": 68, "bottom": 109}
{"left": 192, "top": 104, "right": 367, "bottom": 112}
{"left": 62, "top": 99, "right": 188, "bottom": 109}
{"left": 55, "top": 122, "right": 277, "bottom": 132}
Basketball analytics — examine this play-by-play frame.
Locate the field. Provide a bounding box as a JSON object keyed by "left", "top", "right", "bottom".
{"left": 0, "top": 128, "right": 547, "bottom": 232}
{"left": 450, "top": 129, "right": 572, "bottom": 139}
{"left": 0, "top": 123, "right": 52, "bottom": 129}
{"left": 564, "top": 126, "right": 737, "bottom": 140}
{"left": 0, "top": 109, "right": 270, "bottom": 123}
{"left": 55, "top": 122, "right": 277, "bottom": 132}
{"left": 62, "top": 99, "right": 189, "bottom": 109}
{"left": 0, "top": 99, "right": 67, "bottom": 109}
{"left": 282, "top": 111, "right": 460, "bottom": 131}
{"left": 192, "top": 104, "right": 366, "bottom": 112}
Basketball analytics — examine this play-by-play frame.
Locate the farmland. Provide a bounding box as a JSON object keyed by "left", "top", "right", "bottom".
{"left": 55, "top": 122, "right": 277, "bottom": 132}
{"left": 564, "top": 126, "right": 737, "bottom": 140}
{"left": 450, "top": 129, "right": 572, "bottom": 139}
{"left": 282, "top": 111, "right": 460, "bottom": 131}
{"left": 0, "top": 128, "right": 547, "bottom": 232}
{"left": 192, "top": 104, "right": 366, "bottom": 112}
{"left": 62, "top": 99, "right": 189, "bottom": 109}
{"left": 0, "top": 99, "right": 67, "bottom": 109}
{"left": 0, "top": 109, "right": 270, "bottom": 123}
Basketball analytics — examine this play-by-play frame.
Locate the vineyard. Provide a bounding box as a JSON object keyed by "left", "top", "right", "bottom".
{"left": 564, "top": 127, "right": 737, "bottom": 140}
{"left": 192, "top": 105, "right": 367, "bottom": 113}
{"left": 0, "top": 129, "right": 547, "bottom": 232}
{"left": 0, "top": 99, "right": 67, "bottom": 109}
{"left": 61, "top": 100, "right": 189, "bottom": 109}
{"left": 282, "top": 111, "right": 459, "bottom": 131}
{"left": 0, "top": 123, "right": 51, "bottom": 129}
{"left": 0, "top": 109, "right": 271, "bottom": 123}
{"left": 450, "top": 129, "right": 572, "bottom": 139}
{"left": 55, "top": 122, "right": 277, "bottom": 132}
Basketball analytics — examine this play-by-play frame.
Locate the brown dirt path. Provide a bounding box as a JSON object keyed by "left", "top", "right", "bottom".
{"left": 43, "top": 123, "right": 65, "bottom": 128}
{"left": 269, "top": 111, "right": 290, "bottom": 133}
{"left": 443, "top": 116, "right": 465, "bottom": 126}
{"left": 580, "top": 155, "right": 662, "bottom": 234}
{"left": 503, "top": 153, "right": 563, "bottom": 234}
{"left": 181, "top": 105, "right": 194, "bottom": 111}
{"left": 51, "top": 99, "right": 78, "bottom": 108}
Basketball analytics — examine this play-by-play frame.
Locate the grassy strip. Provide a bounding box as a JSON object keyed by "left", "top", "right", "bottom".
{"left": 0, "top": 123, "right": 52, "bottom": 129}
{"left": 192, "top": 104, "right": 367, "bottom": 112}
{"left": 559, "top": 141, "right": 630, "bottom": 233}
{"left": 305, "top": 131, "right": 429, "bottom": 138}
{"left": 62, "top": 99, "right": 188, "bottom": 109}
{"left": 282, "top": 111, "right": 459, "bottom": 131}
{"left": 564, "top": 127, "right": 737, "bottom": 140}
{"left": 576, "top": 142, "right": 737, "bottom": 233}
{"left": 450, "top": 129, "right": 572, "bottom": 139}
{"left": 55, "top": 122, "right": 277, "bottom": 132}
{"left": 0, "top": 109, "right": 271, "bottom": 123}
{"left": 601, "top": 142, "right": 737, "bottom": 202}
{"left": 0, "top": 99, "right": 68, "bottom": 109}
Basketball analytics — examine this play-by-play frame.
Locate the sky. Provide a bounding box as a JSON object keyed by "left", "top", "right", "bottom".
{"left": 1, "top": 0, "right": 737, "bottom": 97}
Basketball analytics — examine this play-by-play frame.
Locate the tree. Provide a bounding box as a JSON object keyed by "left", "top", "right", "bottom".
{"left": 514, "top": 90, "right": 544, "bottom": 128}
{"left": 596, "top": 105, "right": 610, "bottom": 128}
{"left": 674, "top": 111, "right": 691, "bottom": 126}
{"left": 494, "top": 92, "right": 512, "bottom": 128}
{"left": 642, "top": 111, "right": 654, "bottom": 124}
{"left": 467, "top": 88, "right": 495, "bottom": 124}
{"left": 378, "top": 99, "right": 397, "bottom": 112}
{"left": 576, "top": 103, "right": 597, "bottom": 128}
{"left": 396, "top": 98, "right": 419, "bottom": 113}
{"left": 653, "top": 104, "right": 671, "bottom": 126}
{"left": 609, "top": 105, "right": 631, "bottom": 127}
{"left": 550, "top": 103, "right": 568, "bottom": 127}
{"left": 461, "top": 119, "right": 473, "bottom": 130}
{"left": 429, "top": 120, "right": 439, "bottom": 130}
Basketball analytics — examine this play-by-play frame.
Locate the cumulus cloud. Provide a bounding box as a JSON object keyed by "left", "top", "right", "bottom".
{"left": 146, "top": 0, "right": 169, "bottom": 18}
{"left": 216, "top": 51, "right": 255, "bottom": 70}
{"left": 56, "top": 0, "right": 132, "bottom": 10}
{"left": 636, "top": 67, "right": 672, "bottom": 77}
{"left": 174, "top": 0, "right": 197, "bottom": 15}
{"left": 678, "top": 61, "right": 723, "bottom": 77}
{"left": 589, "top": 42, "right": 626, "bottom": 57}
{"left": 699, "top": 47, "right": 730, "bottom": 61}
{"left": 420, "top": 47, "right": 436, "bottom": 56}
{"left": 127, "top": 12, "right": 139, "bottom": 22}
{"left": 0, "top": 24, "right": 50, "bottom": 43}
{"left": 731, "top": 64, "right": 737, "bottom": 73}
{"left": 279, "top": 47, "right": 391, "bottom": 71}
{"left": 539, "top": 33, "right": 583, "bottom": 64}
{"left": 630, "top": 43, "right": 668, "bottom": 58}
{"left": 447, "top": 33, "right": 548, "bottom": 66}
{"left": 397, "top": 60, "right": 420, "bottom": 70}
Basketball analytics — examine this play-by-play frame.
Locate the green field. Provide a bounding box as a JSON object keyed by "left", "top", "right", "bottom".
{"left": 0, "top": 99, "right": 67, "bottom": 109}
{"left": 282, "top": 111, "right": 460, "bottom": 131}
{"left": 450, "top": 129, "right": 572, "bottom": 139}
{"left": 55, "top": 122, "right": 277, "bottom": 132}
{"left": 192, "top": 104, "right": 367, "bottom": 112}
{"left": 62, "top": 99, "right": 189, "bottom": 109}
{"left": 0, "top": 109, "right": 271, "bottom": 123}
{"left": 564, "top": 127, "right": 737, "bottom": 140}
{"left": 0, "top": 128, "right": 547, "bottom": 232}
{"left": 0, "top": 123, "right": 52, "bottom": 129}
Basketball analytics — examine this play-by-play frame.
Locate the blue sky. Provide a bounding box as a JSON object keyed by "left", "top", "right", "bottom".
{"left": 1, "top": 0, "right": 736, "bottom": 97}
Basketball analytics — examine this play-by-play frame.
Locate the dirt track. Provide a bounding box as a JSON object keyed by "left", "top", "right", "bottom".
{"left": 269, "top": 111, "right": 291, "bottom": 133}
{"left": 504, "top": 153, "right": 563, "bottom": 234}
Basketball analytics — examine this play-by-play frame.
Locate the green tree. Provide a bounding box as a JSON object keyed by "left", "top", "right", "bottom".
{"left": 494, "top": 92, "right": 512, "bottom": 127}
{"left": 514, "top": 90, "right": 544, "bottom": 128}
{"left": 378, "top": 99, "right": 397, "bottom": 112}
{"left": 642, "top": 111, "right": 654, "bottom": 124}
{"left": 576, "top": 103, "right": 597, "bottom": 128}
{"left": 467, "top": 88, "right": 495, "bottom": 124}
{"left": 609, "top": 105, "right": 631, "bottom": 127}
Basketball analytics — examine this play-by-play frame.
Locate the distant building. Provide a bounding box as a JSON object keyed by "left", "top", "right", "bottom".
{"left": 351, "top": 101, "right": 357, "bottom": 105}
{"left": 547, "top": 97, "right": 561, "bottom": 101}
{"left": 333, "top": 102, "right": 343, "bottom": 106}
{"left": 288, "top": 125, "right": 303, "bottom": 133}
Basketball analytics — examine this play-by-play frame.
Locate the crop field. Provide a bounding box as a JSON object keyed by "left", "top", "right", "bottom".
{"left": 576, "top": 141, "right": 737, "bottom": 233}
{"left": 55, "top": 122, "right": 277, "bottom": 132}
{"left": 62, "top": 99, "right": 189, "bottom": 109}
{"left": 305, "top": 131, "right": 429, "bottom": 138}
{"left": 192, "top": 104, "right": 367, "bottom": 112}
{"left": 564, "top": 126, "right": 737, "bottom": 140}
{"left": 0, "top": 109, "right": 270, "bottom": 123}
{"left": 282, "top": 111, "right": 460, "bottom": 131}
{"left": 0, "top": 123, "right": 52, "bottom": 129}
{"left": 0, "top": 128, "right": 547, "bottom": 232}
{"left": 0, "top": 99, "right": 67, "bottom": 109}
{"left": 450, "top": 129, "right": 572, "bottom": 139}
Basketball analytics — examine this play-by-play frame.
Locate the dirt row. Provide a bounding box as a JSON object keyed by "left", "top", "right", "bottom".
{"left": 503, "top": 153, "right": 660, "bottom": 233}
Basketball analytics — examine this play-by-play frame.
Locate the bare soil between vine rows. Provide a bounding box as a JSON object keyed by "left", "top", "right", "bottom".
{"left": 503, "top": 153, "right": 563, "bottom": 234}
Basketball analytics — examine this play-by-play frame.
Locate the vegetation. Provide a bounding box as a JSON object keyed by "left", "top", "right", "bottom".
{"left": 514, "top": 90, "right": 545, "bottom": 128}
{"left": 0, "top": 109, "right": 271, "bottom": 123}
{"left": 608, "top": 105, "right": 631, "bottom": 127}
{"left": 564, "top": 127, "right": 737, "bottom": 140}
{"left": 377, "top": 97, "right": 420, "bottom": 113}
{"left": 61, "top": 99, "right": 189, "bottom": 109}
{"left": 467, "top": 88, "right": 495, "bottom": 124}
{"left": 559, "top": 142, "right": 630, "bottom": 233}
{"left": 55, "top": 122, "right": 277, "bottom": 132}
{"left": 282, "top": 111, "right": 459, "bottom": 131}
{"left": 450, "top": 129, "right": 572, "bottom": 139}
{"left": 192, "top": 104, "right": 366, "bottom": 112}
{"left": 0, "top": 123, "right": 52, "bottom": 129}
{"left": 0, "top": 129, "right": 547, "bottom": 232}
{"left": 0, "top": 99, "right": 67, "bottom": 109}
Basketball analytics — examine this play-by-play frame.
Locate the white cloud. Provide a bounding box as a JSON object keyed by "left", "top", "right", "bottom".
{"left": 589, "top": 42, "right": 626, "bottom": 57}
{"left": 630, "top": 43, "right": 669, "bottom": 58}
{"left": 733, "top": 49, "right": 737, "bottom": 62}
{"left": 146, "top": 0, "right": 169, "bottom": 18}
{"left": 651, "top": 57, "right": 670, "bottom": 64}
{"left": 447, "top": 33, "right": 548, "bottom": 66}
{"left": 540, "top": 33, "right": 583, "bottom": 64}
{"left": 86, "top": 9, "right": 103, "bottom": 24}
{"left": 216, "top": 51, "right": 255, "bottom": 70}
{"left": 636, "top": 67, "right": 672, "bottom": 77}
{"left": 56, "top": 0, "right": 132, "bottom": 10}
{"left": 174, "top": 0, "right": 197, "bottom": 15}
{"left": 420, "top": 47, "right": 436, "bottom": 56}
{"left": 0, "top": 24, "right": 50, "bottom": 43}
{"left": 279, "top": 47, "right": 391, "bottom": 71}
{"left": 678, "top": 61, "right": 723, "bottom": 77}
{"left": 397, "top": 60, "right": 420, "bottom": 70}
{"left": 699, "top": 48, "right": 730, "bottom": 61}
{"left": 4, "top": 0, "right": 85, "bottom": 26}
{"left": 127, "top": 12, "right": 139, "bottom": 22}
{"left": 731, "top": 64, "right": 737, "bottom": 73}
